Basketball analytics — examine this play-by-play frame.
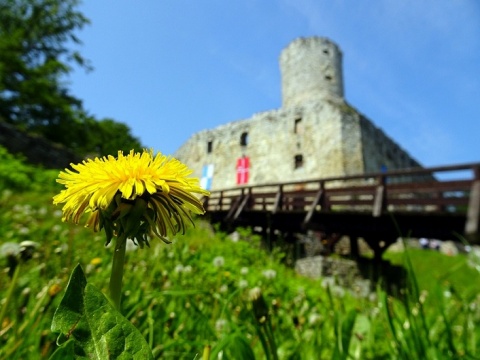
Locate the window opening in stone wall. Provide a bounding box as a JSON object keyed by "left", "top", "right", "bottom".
{"left": 240, "top": 132, "right": 249, "bottom": 146}
{"left": 323, "top": 49, "right": 329, "bottom": 55}
{"left": 294, "top": 118, "right": 302, "bottom": 134}
{"left": 325, "top": 75, "right": 332, "bottom": 81}
{"left": 294, "top": 154, "right": 304, "bottom": 169}
{"left": 207, "top": 140, "right": 213, "bottom": 153}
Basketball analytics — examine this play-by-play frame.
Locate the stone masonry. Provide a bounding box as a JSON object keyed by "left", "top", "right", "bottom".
{"left": 175, "top": 37, "right": 421, "bottom": 191}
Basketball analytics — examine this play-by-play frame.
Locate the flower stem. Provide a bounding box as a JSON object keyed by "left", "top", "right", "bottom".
{"left": 109, "top": 234, "right": 127, "bottom": 310}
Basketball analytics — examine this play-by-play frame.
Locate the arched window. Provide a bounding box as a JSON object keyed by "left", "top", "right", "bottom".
{"left": 240, "top": 132, "right": 249, "bottom": 146}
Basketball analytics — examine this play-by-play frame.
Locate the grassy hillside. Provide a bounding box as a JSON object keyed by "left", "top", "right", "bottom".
{"left": 384, "top": 247, "right": 480, "bottom": 300}
{"left": 1, "top": 148, "right": 480, "bottom": 359}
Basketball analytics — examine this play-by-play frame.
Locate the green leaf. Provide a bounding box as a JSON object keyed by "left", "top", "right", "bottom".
{"left": 49, "top": 339, "right": 76, "bottom": 360}
{"left": 51, "top": 264, "right": 153, "bottom": 359}
{"left": 332, "top": 308, "right": 357, "bottom": 360}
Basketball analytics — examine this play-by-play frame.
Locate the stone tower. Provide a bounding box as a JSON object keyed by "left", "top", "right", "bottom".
{"left": 175, "top": 37, "right": 421, "bottom": 191}
{"left": 280, "top": 37, "right": 344, "bottom": 108}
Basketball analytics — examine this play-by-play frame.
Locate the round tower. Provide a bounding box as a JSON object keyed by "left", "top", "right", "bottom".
{"left": 280, "top": 37, "right": 344, "bottom": 108}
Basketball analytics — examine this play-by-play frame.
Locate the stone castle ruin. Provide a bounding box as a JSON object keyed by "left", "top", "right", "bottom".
{"left": 175, "top": 37, "right": 421, "bottom": 191}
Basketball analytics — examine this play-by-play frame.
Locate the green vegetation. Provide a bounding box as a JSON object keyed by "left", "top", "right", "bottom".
{"left": 0, "top": 145, "right": 58, "bottom": 192}
{"left": 384, "top": 247, "right": 480, "bottom": 300}
{"left": 1, "top": 148, "right": 480, "bottom": 359}
{"left": 0, "top": 0, "right": 143, "bottom": 157}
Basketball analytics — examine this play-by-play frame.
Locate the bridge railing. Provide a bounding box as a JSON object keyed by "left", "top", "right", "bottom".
{"left": 203, "top": 162, "right": 480, "bottom": 235}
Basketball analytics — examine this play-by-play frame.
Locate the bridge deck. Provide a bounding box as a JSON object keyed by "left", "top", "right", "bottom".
{"left": 203, "top": 163, "right": 480, "bottom": 256}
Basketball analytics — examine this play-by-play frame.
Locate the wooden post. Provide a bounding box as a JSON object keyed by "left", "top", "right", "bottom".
{"left": 218, "top": 191, "right": 224, "bottom": 211}
{"left": 465, "top": 166, "right": 480, "bottom": 242}
{"left": 272, "top": 185, "right": 283, "bottom": 214}
{"left": 373, "top": 175, "right": 386, "bottom": 217}
{"left": 202, "top": 195, "right": 209, "bottom": 211}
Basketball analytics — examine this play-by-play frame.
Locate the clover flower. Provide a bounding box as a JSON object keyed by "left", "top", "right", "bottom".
{"left": 240, "top": 267, "right": 249, "bottom": 275}
{"left": 215, "top": 318, "right": 228, "bottom": 332}
{"left": 212, "top": 256, "right": 225, "bottom": 267}
{"left": 262, "top": 269, "right": 277, "bottom": 280}
{"left": 53, "top": 149, "right": 209, "bottom": 247}
{"left": 174, "top": 264, "right": 185, "bottom": 273}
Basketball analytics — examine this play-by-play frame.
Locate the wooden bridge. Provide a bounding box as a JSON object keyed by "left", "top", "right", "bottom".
{"left": 203, "top": 162, "right": 480, "bottom": 260}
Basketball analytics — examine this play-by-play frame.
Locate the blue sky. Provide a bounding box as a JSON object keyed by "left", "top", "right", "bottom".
{"left": 69, "top": 0, "right": 480, "bottom": 168}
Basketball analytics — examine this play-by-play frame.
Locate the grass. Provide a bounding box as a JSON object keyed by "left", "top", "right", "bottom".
{"left": 1, "top": 150, "right": 480, "bottom": 359}
{"left": 384, "top": 247, "right": 480, "bottom": 300}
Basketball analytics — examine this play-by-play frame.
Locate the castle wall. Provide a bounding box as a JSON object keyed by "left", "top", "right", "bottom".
{"left": 338, "top": 105, "right": 365, "bottom": 176}
{"left": 358, "top": 115, "right": 421, "bottom": 174}
{"left": 176, "top": 102, "right": 340, "bottom": 190}
{"left": 175, "top": 99, "right": 422, "bottom": 191}
{"left": 175, "top": 36, "right": 423, "bottom": 191}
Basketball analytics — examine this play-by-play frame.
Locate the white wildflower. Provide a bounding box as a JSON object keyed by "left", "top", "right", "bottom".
{"left": 213, "top": 256, "right": 225, "bottom": 267}
{"left": 308, "top": 313, "right": 321, "bottom": 325}
{"left": 229, "top": 231, "right": 240, "bottom": 242}
{"left": 18, "top": 227, "right": 30, "bottom": 235}
{"left": 262, "top": 269, "right": 277, "bottom": 279}
{"left": 249, "top": 287, "right": 262, "bottom": 301}
{"left": 215, "top": 318, "right": 228, "bottom": 332}
{"left": 51, "top": 224, "right": 62, "bottom": 233}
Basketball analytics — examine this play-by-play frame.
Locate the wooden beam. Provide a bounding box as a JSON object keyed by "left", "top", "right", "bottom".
{"left": 225, "top": 195, "right": 243, "bottom": 221}
{"left": 233, "top": 194, "right": 251, "bottom": 221}
{"left": 303, "top": 188, "right": 324, "bottom": 226}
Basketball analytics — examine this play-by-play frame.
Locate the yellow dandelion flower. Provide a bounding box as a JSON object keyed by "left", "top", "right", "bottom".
{"left": 90, "top": 257, "right": 102, "bottom": 265}
{"left": 53, "top": 149, "right": 209, "bottom": 246}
